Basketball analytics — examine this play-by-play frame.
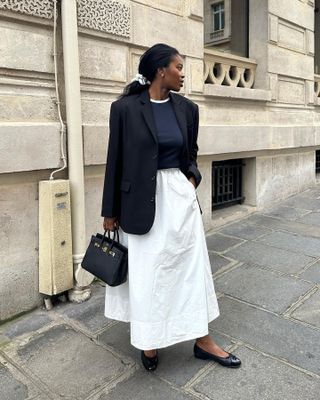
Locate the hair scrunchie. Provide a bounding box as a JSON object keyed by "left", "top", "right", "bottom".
{"left": 131, "top": 73, "right": 150, "bottom": 85}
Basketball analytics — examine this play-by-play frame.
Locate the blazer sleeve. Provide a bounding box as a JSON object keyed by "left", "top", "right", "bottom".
{"left": 101, "top": 101, "right": 123, "bottom": 218}
{"left": 187, "top": 104, "right": 202, "bottom": 188}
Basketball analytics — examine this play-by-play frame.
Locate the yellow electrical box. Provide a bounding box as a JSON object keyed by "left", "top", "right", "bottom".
{"left": 39, "top": 179, "right": 74, "bottom": 295}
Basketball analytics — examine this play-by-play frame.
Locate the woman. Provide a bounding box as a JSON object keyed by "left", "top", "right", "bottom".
{"left": 101, "top": 43, "right": 241, "bottom": 371}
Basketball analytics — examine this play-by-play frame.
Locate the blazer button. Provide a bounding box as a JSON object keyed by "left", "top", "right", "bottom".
{"left": 151, "top": 175, "right": 156, "bottom": 181}
{"left": 152, "top": 154, "right": 157, "bottom": 159}
{"left": 150, "top": 197, "right": 155, "bottom": 202}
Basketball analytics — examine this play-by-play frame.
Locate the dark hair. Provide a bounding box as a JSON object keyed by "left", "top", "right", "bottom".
{"left": 119, "top": 43, "right": 179, "bottom": 98}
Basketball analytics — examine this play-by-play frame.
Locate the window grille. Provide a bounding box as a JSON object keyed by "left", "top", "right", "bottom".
{"left": 212, "top": 159, "right": 245, "bottom": 210}
{"left": 316, "top": 150, "right": 320, "bottom": 174}
{"left": 212, "top": 2, "right": 225, "bottom": 32}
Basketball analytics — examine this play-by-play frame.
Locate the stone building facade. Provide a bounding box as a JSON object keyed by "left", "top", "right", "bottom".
{"left": 0, "top": 0, "right": 319, "bottom": 320}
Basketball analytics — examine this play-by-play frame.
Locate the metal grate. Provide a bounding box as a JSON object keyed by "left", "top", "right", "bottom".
{"left": 316, "top": 151, "right": 320, "bottom": 174}
{"left": 212, "top": 159, "right": 245, "bottom": 210}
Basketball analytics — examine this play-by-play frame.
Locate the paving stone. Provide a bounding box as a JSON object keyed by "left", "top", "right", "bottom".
{"left": 300, "top": 262, "right": 320, "bottom": 284}
{"left": 98, "top": 370, "right": 194, "bottom": 400}
{"left": 206, "top": 234, "right": 244, "bottom": 253}
{"left": 209, "top": 297, "right": 320, "bottom": 375}
{"left": 209, "top": 253, "right": 233, "bottom": 275}
{"left": 257, "top": 231, "right": 320, "bottom": 258}
{"left": 0, "top": 355, "right": 40, "bottom": 400}
{"left": 245, "top": 214, "right": 320, "bottom": 238}
{"left": 281, "top": 196, "right": 320, "bottom": 211}
{"left": 224, "top": 241, "right": 313, "bottom": 274}
{"left": 215, "top": 264, "right": 313, "bottom": 313}
{"left": 31, "top": 396, "right": 51, "bottom": 400}
{"left": 0, "top": 310, "right": 52, "bottom": 339}
{"left": 296, "top": 186, "right": 320, "bottom": 198}
{"left": 0, "top": 362, "right": 29, "bottom": 400}
{"left": 98, "top": 322, "right": 136, "bottom": 360}
{"left": 10, "top": 324, "right": 127, "bottom": 400}
{"left": 192, "top": 346, "right": 320, "bottom": 400}
{"left": 98, "top": 322, "right": 233, "bottom": 387}
{"left": 291, "top": 289, "right": 320, "bottom": 329}
{"left": 296, "top": 212, "right": 320, "bottom": 226}
{"left": 262, "top": 205, "right": 311, "bottom": 221}
{"left": 54, "top": 283, "right": 112, "bottom": 334}
{"left": 219, "top": 221, "right": 271, "bottom": 240}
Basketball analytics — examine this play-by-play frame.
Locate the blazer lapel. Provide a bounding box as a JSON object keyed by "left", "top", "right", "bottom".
{"left": 170, "top": 92, "right": 188, "bottom": 152}
{"left": 139, "top": 90, "right": 158, "bottom": 144}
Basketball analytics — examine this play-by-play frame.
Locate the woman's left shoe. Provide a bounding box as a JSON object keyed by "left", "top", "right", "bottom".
{"left": 141, "top": 350, "right": 158, "bottom": 371}
{"left": 194, "top": 343, "right": 241, "bottom": 368}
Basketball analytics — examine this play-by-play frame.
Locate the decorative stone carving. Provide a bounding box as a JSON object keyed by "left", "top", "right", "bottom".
{"left": 0, "top": 0, "right": 54, "bottom": 19}
{"left": 77, "top": 0, "right": 130, "bottom": 38}
{"left": 315, "top": 75, "right": 320, "bottom": 98}
{"left": 204, "top": 49, "right": 256, "bottom": 89}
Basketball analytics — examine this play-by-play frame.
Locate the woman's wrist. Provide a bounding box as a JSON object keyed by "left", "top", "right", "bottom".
{"left": 103, "top": 216, "right": 119, "bottom": 231}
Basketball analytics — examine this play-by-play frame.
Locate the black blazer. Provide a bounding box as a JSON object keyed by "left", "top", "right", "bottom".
{"left": 101, "top": 89, "right": 202, "bottom": 235}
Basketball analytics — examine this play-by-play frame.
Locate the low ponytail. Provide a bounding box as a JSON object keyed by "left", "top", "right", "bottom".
{"left": 119, "top": 80, "right": 150, "bottom": 99}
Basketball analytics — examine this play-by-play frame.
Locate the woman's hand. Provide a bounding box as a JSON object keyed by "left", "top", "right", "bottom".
{"left": 189, "top": 176, "right": 196, "bottom": 188}
{"left": 103, "top": 217, "right": 119, "bottom": 232}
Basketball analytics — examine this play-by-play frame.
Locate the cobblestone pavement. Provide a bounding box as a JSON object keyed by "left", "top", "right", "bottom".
{"left": 1, "top": 184, "right": 320, "bottom": 400}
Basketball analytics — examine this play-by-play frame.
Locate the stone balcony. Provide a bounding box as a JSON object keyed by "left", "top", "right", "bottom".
{"left": 204, "top": 48, "right": 256, "bottom": 88}
{"left": 203, "top": 49, "right": 271, "bottom": 102}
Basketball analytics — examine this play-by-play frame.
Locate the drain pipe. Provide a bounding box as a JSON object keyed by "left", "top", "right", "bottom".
{"left": 61, "top": 0, "right": 94, "bottom": 302}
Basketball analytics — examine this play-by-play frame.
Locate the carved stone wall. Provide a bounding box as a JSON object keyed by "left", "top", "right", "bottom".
{"left": 0, "top": 0, "right": 131, "bottom": 38}
{"left": 77, "top": 0, "right": 130, "bottom": 38}
{"left": 0, "top": 0, "right": 54, "bottom": 19}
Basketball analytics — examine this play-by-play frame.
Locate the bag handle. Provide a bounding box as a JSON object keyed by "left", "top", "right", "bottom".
{"left": 100, "top": 229, "right": 119, "bottom": 249}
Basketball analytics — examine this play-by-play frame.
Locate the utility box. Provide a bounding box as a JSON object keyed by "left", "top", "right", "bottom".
{"left": 39, "top": 179, "right": 74, "bottom": 295}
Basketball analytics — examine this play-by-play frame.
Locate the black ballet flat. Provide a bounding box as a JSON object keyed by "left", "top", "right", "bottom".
{"left": 194, "top": 343, "right": 241, "bottom": 368}
{"left": 141, "top": 350, "right": 158, "bottom": 371}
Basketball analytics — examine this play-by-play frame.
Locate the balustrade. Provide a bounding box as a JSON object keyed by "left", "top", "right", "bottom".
{"left": 204, "top": 49, "right": 256, "bottom": 89}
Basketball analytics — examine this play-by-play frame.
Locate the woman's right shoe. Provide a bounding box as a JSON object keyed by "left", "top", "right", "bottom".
{"left": 141, "top": 350, "right": 158, "bottom": 371}
{"left": 194, "top": 343, "right": 241, "bottom": 368}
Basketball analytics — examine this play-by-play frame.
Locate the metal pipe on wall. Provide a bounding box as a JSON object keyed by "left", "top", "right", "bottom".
{"left": 61, "top": 0, "right": 94, "bottom": 301}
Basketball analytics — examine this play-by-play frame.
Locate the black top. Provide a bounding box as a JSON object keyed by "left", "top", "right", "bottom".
{"left": 150, "top": 98, "right": 183, "bottom": 170}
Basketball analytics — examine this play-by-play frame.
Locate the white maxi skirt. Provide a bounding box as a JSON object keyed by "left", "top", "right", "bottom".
{"left": 104, "top": 168, "right": 220, "bottom": 350}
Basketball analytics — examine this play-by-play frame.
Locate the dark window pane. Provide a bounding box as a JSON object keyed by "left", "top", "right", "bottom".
{"left": 221, "top": 10, "right": 225, "bottom": 29}
{"left": 214, "top": 12, "right": 220, "bottom": 31}
{"left": 214, "top": 2, "right": 224, "bottom": 12}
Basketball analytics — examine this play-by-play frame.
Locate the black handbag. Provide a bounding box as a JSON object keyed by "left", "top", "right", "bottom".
{"left": 81, "top": 230, "right": 128, "bottom": 287}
